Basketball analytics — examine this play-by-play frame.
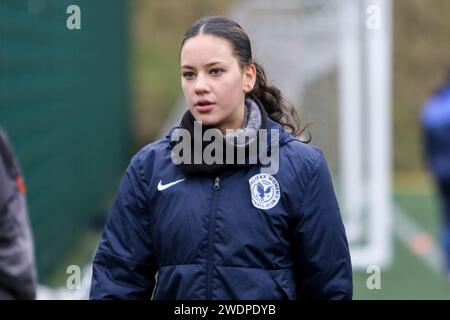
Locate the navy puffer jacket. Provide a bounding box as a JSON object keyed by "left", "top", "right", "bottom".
{"left": 89, "top": 117, "right": 353, "bottom": 300}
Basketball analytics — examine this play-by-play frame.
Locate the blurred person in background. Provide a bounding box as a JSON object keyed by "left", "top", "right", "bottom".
{"left": 421, "top": 68, "right": 450, "bottom": 282}
{"left": 0, "top": 128, "right": 37, "bottom": 299}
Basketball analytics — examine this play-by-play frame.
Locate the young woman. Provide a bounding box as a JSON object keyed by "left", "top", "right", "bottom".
{"left": 90, "top": 16, "right": 352, "bottom": 300}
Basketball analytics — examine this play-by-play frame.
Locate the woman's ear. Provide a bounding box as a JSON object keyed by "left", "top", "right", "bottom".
{"left": 243, "top": 64, "right": 256, "bottom": 93}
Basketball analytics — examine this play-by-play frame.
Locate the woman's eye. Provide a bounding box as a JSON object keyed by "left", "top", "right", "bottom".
{"left": 182, "top": 72, "right": 195, "bottom": 79}
{"left": 210, "top": 68, "right": 223, "bottom": 76}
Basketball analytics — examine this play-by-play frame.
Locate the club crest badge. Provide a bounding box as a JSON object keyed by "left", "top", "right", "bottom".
{"left": 249, "top": 173, "right": 281, "bottom": 209}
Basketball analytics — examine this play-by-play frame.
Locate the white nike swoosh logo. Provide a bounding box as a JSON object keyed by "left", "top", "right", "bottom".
{"left": 157, "top": 178, "right": 186, "bottom": 191}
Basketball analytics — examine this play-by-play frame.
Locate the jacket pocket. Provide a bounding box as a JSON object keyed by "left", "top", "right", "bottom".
{"left": 268, "top": 269, "right": 296, "bottom": 300}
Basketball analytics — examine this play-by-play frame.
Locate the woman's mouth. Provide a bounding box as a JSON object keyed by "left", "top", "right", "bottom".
{"left": 194, "top": 100, "right": 215, "bottom": 113}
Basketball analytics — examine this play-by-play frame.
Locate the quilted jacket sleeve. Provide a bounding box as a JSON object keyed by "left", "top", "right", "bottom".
{"left": 291, "top": 150, "right": 353, "bottom": 300}
{"left": 90, "top": 153, "right": 158, "bottom": 299}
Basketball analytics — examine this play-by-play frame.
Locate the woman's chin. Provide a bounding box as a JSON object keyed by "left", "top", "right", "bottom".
{"left": 191, "top": 112, "right": 218, "bottom": 126}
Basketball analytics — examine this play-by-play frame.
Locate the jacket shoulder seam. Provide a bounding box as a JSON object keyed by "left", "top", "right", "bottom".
{"left": 298, "top": 149, "right": 324, "bottom": 214}
{"left": 96, "top": 247, "right": 153, "bottom": 267}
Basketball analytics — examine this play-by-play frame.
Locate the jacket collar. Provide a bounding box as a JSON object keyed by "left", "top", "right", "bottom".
{"left": 166, "top": 101, "right": 295, "bottom": 151}
{"left": 165, "top": 96, "right": 295, "bottom": 176}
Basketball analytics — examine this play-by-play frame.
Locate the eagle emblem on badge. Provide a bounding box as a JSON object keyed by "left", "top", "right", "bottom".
{"left": 249, "top": 173, "right": 281, "bottom": 209}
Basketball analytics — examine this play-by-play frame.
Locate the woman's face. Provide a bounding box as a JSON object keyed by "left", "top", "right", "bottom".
{"left": 180, "top": 34, "right": 255, "bottom": 133}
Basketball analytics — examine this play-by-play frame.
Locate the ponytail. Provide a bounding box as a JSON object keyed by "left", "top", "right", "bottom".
{"left": 251, "top": 62, "right": 311, "bottom": 142}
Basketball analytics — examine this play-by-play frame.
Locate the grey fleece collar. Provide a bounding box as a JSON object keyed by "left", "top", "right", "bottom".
{"left": 224, "top": 96, "right": 262, "bottom": 146}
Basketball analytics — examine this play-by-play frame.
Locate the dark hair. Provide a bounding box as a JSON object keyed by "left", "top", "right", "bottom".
{"left": 180, "top": 15, "right": 310, "bottom": 141}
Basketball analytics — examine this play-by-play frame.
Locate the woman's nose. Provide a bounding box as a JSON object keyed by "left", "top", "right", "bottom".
{"left": 194, "top": 74, "right": 210, "bottom": 94}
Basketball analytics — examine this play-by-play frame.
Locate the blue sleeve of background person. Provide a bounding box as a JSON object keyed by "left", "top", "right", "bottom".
{"left": 423, "top": 125, "right": 450, "bottom": 180}
{"left": 291, "top": 151, "right": 353, "bottom": 300}
{"left": 421, "top": 87, "right": 450, "bottom": 180}
{"left": 89, "top": 153, "right": 157, "bottom": 299}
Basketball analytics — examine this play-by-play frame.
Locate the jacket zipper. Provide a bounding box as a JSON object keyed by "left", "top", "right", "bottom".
{"left": 206, "top": 176, "right": 221, "bottom": 299}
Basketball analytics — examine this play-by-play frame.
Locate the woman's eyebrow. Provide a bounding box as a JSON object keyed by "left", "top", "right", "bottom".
{"left": 181, "top": 61, "right": 225, "bottom": 69}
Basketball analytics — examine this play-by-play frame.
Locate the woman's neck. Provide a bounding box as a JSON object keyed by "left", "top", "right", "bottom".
{"left": 216, "top": 103, "right": 246, "bottom": 134}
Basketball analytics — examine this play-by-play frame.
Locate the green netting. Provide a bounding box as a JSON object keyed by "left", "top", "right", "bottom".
{"left": 0, "top": 0, "right": 131, "bottom": 278}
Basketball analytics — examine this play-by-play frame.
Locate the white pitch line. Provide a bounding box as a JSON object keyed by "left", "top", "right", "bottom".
{"left": 393, "top": 203, "right": 444, "bottom": 275}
